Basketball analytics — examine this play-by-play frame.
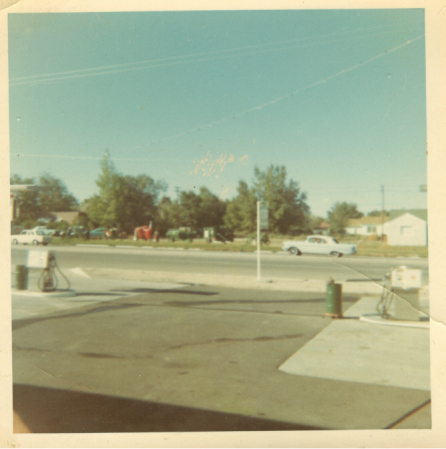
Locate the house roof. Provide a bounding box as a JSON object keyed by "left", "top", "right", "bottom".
{"left": 314, "top": 221, "right": 329, "bottom": 229}
{"left": 346, "top": 216, "right": 388, "bottom": 227}
{"left": 388, "top": 209, "right": 428, "bottom": 222}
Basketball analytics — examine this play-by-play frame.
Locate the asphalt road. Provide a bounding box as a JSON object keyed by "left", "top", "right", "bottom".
{"left": 11, "top": 244, "right": 429, "bottom": 283}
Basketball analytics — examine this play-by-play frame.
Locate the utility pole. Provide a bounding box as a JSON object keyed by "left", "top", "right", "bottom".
{"left": 257, "top": 201, "right": 261, "bottom": 281}
{"left": 381, "top": 185, "right": 385, "bottom": 240}
{"left": 257, "top": 201, "right": 269, "bottom": 281}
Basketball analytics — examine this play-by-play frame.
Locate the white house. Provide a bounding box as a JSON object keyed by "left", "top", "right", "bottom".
{"left": 386, "top": 209, "right": 428, "bottom": 246}
{"left": 345, "top": 216, "right": 388, "bottom": 237}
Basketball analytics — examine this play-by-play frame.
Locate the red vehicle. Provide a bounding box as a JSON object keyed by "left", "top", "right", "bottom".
{"left": 134, "top": 225, "right": 153, "bottom": 241}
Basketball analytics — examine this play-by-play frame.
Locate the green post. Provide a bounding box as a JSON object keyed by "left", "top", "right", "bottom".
{"left": 325, "top": 279, "right": 343, "bottom": 318}
{"left": 16, "top": 265, "right": 28, "bottom": 291}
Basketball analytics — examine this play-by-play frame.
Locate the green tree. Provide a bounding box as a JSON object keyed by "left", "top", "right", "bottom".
{"left": 155, "top": 197, "right": 178, "bottom": 236}
{"left": 37, "top": 173, "right": 79, "bottom": 213}
{"left": 85, "top": 152, "right": 167, "bottom": 233}
{"left": 87, "top": 151, "right": 117, "bottom": 227}
{"left": 197, "top": 187, "right": 226, "bottom": 227}
{"left": 367, "top": 209, "right": 389, "bottom": 217}
{"left": 10, "top": 175, "right": 40, "bottom": 221}
{"left": 224, "top": 181, "right": 257, "bottom": 232}
{"left": 252, "top": 165, "right": 310, "bottom": 234}
{"left": 178, "top": 190, "right": 202, "bottom": 229}
{"left": 176, "top": 187, "right": 226, "bottom": 230}
{"left": 11, "top": 173, "right": 78, "bottom": 222}
{"left": 328, "top": 202, "right": 364, "bottom": 235}
{"left": 113, "top": 174, "right": 167, "bottom": 231}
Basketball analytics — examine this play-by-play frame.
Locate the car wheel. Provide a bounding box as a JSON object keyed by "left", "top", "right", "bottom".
{"left": 32, "top": 240, "right": 39, "bottom": 245}
{"left": 12, "top": 239, "right": 18, "bottom": 245}
{"left": 330, "top": 251, "right": 342, "bottom": 257}
{"left": 288, "top": 247, "right": 301, "bottom": 256}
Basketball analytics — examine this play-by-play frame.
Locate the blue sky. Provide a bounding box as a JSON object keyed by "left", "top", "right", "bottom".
{"left": 8, "top": 9, "right": 427, "bottom": 217}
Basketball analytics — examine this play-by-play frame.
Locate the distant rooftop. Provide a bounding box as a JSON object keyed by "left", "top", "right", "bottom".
{"left": 388, "top": 209, "right": 428, "bottom": 222}
{"left": 347, "top": 216, "right": 389, "bottom": 227}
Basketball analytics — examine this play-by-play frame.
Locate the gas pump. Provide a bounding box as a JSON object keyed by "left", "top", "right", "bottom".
{"left": 40, "top": 252, "right": 56, "bottom": 292}
{"left": 377, "top": 266, "right": 422, "bottom": 320}
{"left": 26, "top": 250, "right": 70, "bottom": 293}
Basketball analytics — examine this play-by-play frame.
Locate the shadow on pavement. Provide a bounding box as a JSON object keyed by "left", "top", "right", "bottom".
{"left": 112, "top": 288, "right": 219, "bottom": 296}
{"left": 75, "top": 292, "right": 125, "bottom": 297}
{"left": 164, "top": 296, "right": 359, "bottom": 308}
{"left": 12, "top": 303, "right": 143, "bottom": 331}
{"left": 13, "top": 384, "right": 325, "bottom": 433}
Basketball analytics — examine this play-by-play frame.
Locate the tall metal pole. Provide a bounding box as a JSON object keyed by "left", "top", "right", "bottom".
{"left": 257, "top": 201, "right": 261, "bottom": 281}
{"left": 381, "top": 185, "right": 385, "bottom": 240}
{"left": 175, "top": 186, "right": 180, "bottom": 228}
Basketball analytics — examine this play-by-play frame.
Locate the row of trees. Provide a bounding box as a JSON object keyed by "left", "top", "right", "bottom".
{"left": 11, "top": 153, "right": 381, "bottom": 236}
{"left": 81, "top": 153, "right": 311, "bottom": 235}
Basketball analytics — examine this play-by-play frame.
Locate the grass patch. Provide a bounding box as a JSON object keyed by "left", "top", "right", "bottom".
{"left": 49, "top": 237, "right": 280, "bottom": 252}
{"left": 49, "top": 236, "right": 427, "bottom": 258}
{"left": 355, "top": 241, "right": 428, "bottom": 258}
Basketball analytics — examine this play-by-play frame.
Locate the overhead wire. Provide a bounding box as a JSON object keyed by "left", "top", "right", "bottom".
{"left": 9, "top": 24, "right": 423, "bottom": 166}
{"left": 10, "top": 23, "right": 421, "bottom": 87}
{"left": 113, "top": 35, "right": 422, "bottom": 153}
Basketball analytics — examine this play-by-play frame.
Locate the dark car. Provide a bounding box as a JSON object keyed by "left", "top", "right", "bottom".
{"left": 67, "top": 226, "right": 90, "bottom": 239}
{"left": 90, "top": 227, "right": 107, "bottom": 240}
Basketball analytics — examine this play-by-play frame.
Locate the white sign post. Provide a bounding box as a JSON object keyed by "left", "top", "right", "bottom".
{"left": 257, "top": 201, "right": 269, "bottom": 281}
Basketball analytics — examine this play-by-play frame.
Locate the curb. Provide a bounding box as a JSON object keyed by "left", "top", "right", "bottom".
{"left": 11, "top": 289, "right": 77, "bottom": 298}
{"left": 359, "top": 314, "right": 430, "bottom": 329}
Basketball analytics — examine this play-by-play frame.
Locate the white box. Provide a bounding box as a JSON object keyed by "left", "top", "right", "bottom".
{"left": 26, "top": 250, "right": 54, "bottom": 269}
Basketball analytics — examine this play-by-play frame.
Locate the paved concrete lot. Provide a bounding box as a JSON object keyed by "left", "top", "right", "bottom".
{"left": 280, "top": 297, "right": 430, "bottom": 391}
{"left": 11, "top": 270, "right": 431, "bottom": 432}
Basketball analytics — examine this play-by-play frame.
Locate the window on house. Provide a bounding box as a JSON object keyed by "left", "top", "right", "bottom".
{"left": 367, "top": 226, "right": 376, "bottom": 233}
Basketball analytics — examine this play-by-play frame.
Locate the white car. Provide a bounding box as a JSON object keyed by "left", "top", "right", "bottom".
{"left": 282, "top": 235, "right": 356, "bottom": 257}
{"left": 11, "top": 230, "right": 51, "bottom": 246}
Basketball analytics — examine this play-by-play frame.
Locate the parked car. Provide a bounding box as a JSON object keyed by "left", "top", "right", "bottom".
{"left": 166, "top": 228, "right": 195, "bottom": 242}
{"left": 282, "top": 235, "right": 356, "bottom": 257}
{"left": 52, "top": 229, "right": 68, "bottom": 237}
{"left": 11, "top": 229, "right": 51, "bottom": 246}
{"left": 31, "top": 226, "right": 56, "bottom": 236}
{"left": 90, "top": 227, "right": 107, "bottom": 240}
{"left": 68, "top": 226, "right": 89, "bottom": 238}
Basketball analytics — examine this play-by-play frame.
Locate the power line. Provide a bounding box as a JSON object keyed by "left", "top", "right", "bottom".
{"left": 10, "top": 22, "right": 421, "bottom": 87}
{"left": 111, "top": 35, "right": 423, "bottom": 154}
